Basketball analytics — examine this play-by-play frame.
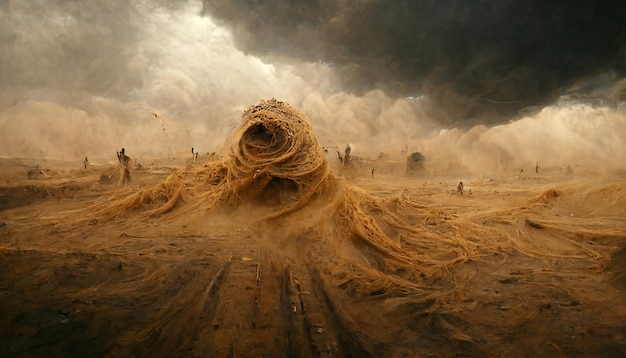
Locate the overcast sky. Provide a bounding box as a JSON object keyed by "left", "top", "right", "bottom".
{"left": 0, "top": 0, "right": 624, "bottom": 174}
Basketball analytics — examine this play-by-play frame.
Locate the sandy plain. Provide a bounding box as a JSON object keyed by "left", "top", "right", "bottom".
{"left": 1, "top": 1, "right": 625, "bottom": 354}
{"left": 1, "top": 130, "right": 625, "bottom": 357}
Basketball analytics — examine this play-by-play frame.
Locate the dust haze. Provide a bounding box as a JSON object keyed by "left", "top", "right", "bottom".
{"left": 1, "top": 1, "right": 626, "bottom": 357}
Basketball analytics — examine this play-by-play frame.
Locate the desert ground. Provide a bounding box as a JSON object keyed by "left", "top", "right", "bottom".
{"left": 1, "top": 103, "right": 625, "bottom": 357}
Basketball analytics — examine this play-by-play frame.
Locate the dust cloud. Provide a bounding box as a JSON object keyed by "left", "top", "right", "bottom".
{"left": 1, "top": 0, "right": 625, "bottom": 165}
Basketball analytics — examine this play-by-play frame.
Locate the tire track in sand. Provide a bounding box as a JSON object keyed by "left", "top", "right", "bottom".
{"left": 130, "top": 255, "right": 232, "bottom": 357}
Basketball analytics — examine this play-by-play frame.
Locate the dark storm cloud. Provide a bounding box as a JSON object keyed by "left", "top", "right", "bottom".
{"left": 201, "top": 0, "right": 626, "bottom": 126}
{"left": 0, "top": 1, "right": 147, "bottom": 98}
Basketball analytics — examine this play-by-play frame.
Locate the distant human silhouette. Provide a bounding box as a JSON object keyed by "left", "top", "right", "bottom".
{"left": 117, "top": 148, "right": 131, "bottom": 185}
{"left": 457, "top": 181, "right": 464, "bottom": 195}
